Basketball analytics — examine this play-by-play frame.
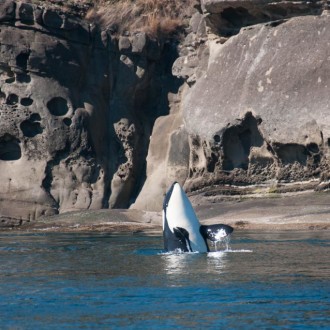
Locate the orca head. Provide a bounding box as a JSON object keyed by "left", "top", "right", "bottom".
{"left": 200, "top": 224, "right": 234, "bottom": 242}
{"left": 162, "top": 182, "right": 235, "bottom": 253}
{"left": 162, "top": 182, "right": 208, "bottom": 253}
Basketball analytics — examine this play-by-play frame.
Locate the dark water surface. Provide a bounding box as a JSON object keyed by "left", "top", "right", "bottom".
{"left": 0, "top": 230, "right": 329, "bottom": 329}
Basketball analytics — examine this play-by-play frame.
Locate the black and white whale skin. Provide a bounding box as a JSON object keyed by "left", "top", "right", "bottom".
{"left": 162, "top": 182, "right": 234, "bottom": 253}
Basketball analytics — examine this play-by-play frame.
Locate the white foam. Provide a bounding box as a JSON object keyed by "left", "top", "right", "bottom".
{"left": 225, "top": 249, "right": 253, "bottom": 253}
{"left": 213, "top": 228, "right": 227, "bottom": 240}
{"left": 207, "top": 251, "right": 225, "bottom": 258}
{"left": 211, "top": 235, "right": 231, "bottom": 251}
{"left": 159, "top": 249, "right": 253, "bottom": 256}
{"left": 207, "top": 249, "right": 253, "bottom": 256}
{"left": 158, "top": 250, "right": 199, "bottom": 256}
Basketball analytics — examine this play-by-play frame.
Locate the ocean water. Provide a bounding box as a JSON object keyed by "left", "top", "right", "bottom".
{"left": 0, "top": 230, "right": 329, "bottom": 329}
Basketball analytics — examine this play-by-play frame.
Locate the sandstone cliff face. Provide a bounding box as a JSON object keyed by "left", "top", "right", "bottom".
{"left": 136, "top": 0, "right": 330, "bottom": 209}
{"left": 178, "top": 0, "right": 330, "bottom": 193}
{"left": 0, "top": 0, "right": 178, "bottom": 223}
{"left": 188, "top": 17, "right": 327, "bottom": 173}
{"left": 2, "top": 0, "right": 330, "bottom": 222}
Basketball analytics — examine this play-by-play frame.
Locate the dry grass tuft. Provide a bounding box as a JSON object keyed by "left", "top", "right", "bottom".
{"left": 86, "top": 0, "right": 197, "bottom": 39}
{"left": 26, "top": 0, "right": 197, "bottom": 39}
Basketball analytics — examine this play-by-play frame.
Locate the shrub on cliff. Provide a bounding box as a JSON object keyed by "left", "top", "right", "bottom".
{"left": 28, "top": 0, "right": 196, "bottom": 39}
{"left": 86, "top": 0, "right": 197, "bottom": 39}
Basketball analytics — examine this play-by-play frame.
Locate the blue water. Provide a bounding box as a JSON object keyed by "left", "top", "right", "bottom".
{"left": 0, "top": 231, "right": 329, "bottom": 329}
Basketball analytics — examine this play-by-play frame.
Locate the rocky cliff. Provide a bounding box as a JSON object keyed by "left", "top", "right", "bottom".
{"left": 135, "top": 0, "right": 330, "bottom": 209}
{"left": 1, "top": 0, "right": 330, "bottom": 223}
{"left": 0, "top": 0, "right": 180, "bottom": 223}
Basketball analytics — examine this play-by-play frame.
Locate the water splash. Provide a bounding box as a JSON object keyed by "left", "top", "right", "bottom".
{"left": 211, "top": 235, "right": 232, "bottom": 252}
{"left": 226, "top": 249, "right": 253, "bottom": 253}
{"left": 159, "top": 249, "right": 199, "bottom": 255}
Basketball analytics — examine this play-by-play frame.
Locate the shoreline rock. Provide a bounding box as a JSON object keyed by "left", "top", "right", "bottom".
{"left": 2, "top": 191, "right": 329, "bottom": 233}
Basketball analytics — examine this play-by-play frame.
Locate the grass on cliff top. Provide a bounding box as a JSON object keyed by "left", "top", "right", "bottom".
{"left": 29, "top": 0, "right": 197, "bottom": 38}
{"left": 87, "top": 0, "right": 197, "bottom": 39}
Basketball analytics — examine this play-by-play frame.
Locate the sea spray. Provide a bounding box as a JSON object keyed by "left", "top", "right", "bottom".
{"left": 211, "top": 235, "right": 232, "bottom": 252}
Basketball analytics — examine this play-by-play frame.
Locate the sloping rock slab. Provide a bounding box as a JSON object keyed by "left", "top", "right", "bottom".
{"left": 184, "top": 15, "right": 330, "bottom": 145}
{"left": 8, "top": 209, "right": 162, "bottom": 234}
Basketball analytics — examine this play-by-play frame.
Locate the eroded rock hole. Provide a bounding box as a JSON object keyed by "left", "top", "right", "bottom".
{"left": 63, "top": 118, "right": 72, "bottom": 126}
{"left": 0, "top": 134, "right": 21, "bottom": 160}
{"left": 6, "top": 94, "right": 18, "bottom": 105}
{"left": 20, "top": 121, "right": 43, "bottom": 138}
{"left": 222, "top": 113, "right": 264, "bottom": 171}
{"left": 16, "top": 73, "right": 31, "bottom": 83}
{"left": 207, "top": 152, "right": 218, "bottom": 172}
{"left": 307, "top": 143, "right": 319, "bottom": 154}
{"left": 0, "top": 91, "right": 5, "bottom": 101}
{"left": 19, "top": 3, "right": 34, "bottom": 25}
{"left": 20, "top": 113, "right": 43, "bottom": 137}
{"left": 47, "top": 97, "right": 69, "bottom": 116}
{"left": 273, "top": 143, "right": 308, "bottom": 165}
{"left": 221, "top": 7, "right": 255, "bottom": 28}
{"left": 5, "top": 76, "right": 15, "bottom": 84}
{"left": 20, "top": 97, "right": 33, "bottom": 106}
{"left": 43, "top": 9, "right": 63, "bottom": 29}
{"left": 16, "top": 52, "right": 30, "bottom": 71}
{"left": 30, "top": 113, "right": 41, "bottom": 121}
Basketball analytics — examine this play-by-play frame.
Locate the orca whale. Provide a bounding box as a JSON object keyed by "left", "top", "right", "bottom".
{"left": 162, "top": 182, "right": 234, "bottom": 253}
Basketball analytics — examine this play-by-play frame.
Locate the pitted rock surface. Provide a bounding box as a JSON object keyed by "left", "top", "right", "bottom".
{"left": 0, "top": 0, "right": 176, "bottom": 221}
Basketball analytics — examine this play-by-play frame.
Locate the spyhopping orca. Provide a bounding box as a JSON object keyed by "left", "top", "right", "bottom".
{"left": 163, "top": 182, "right": 234, "bottom": 253}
